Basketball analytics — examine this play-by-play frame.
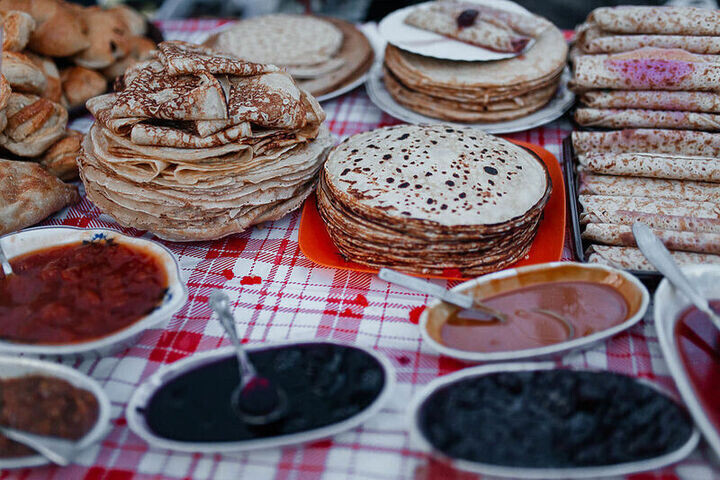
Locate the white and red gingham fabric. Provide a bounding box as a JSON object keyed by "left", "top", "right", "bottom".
{"left": 4, "top": 20, "right": 720, "bottom": 480}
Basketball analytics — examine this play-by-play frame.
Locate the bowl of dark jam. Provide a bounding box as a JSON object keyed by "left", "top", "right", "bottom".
{"left": 126, "top": 340, "right": 395, "bottom": 452}
{"left": 0, "top": 226, "right": 187, "bottom": 357}
{"left": 409, "top": 362, "right": 699, "bottom": 478}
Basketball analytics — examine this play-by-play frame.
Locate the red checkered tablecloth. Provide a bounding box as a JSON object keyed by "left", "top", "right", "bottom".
{"left": 5, "top": 19, "right": 720, "bottom": 480}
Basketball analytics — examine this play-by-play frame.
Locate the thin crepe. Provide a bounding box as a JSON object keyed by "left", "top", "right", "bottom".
{"left": 572, "top": 129, "right": 720, "bottom": 156}
{"left": 579, "top": 90, "right": 720, "bottom": 113}
{"left": 582, "top": 223, "right": 720, "bottom": 254}
{"left": 586, "top": 245, "right": 720, "bottom": 272}
{"left": 578, "top": 172, "right": 720, "bottom": 202}
{"left": 578, "top": 152, "right": 720, "bottom": 182}
{"left": 575, "top": 108, "right": 720, "bottom": 131}
{"left": 571, "top": 48, "right": 720, "bottom": 92}
{"left": 589, "top": 6, "right": 720, "bottom": 36}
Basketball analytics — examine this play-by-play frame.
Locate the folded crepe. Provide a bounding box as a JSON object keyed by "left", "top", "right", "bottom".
{"left": 586, "top": 245, "right": 720, "bottom": 271}
{"left": 580, "top": 195, "right": 720, "bottom": 226}
{"left": 589, "top": 6, "right": 720, "bottom": 36}
{"left": 79, "top": 40, "right": 331, "bottom": 242}
{"left": 578, "top": 152, "right": 720, "bottom": 182}
{"left": 571, "top": 48, "right": 720, "bottom": 92}
{"left": 572, "top": 129, "right": 720, "bottom": 156}
{"left": 404, "top": 1, "right": 537, "bottom": 53}
{"left": 579, "top": 90, "right": 720, "bottom": 113}
{"left": 577, "top": 25, "right": 720, "bottom": 55}
{"left": 578, "top": 172, "right": 720, "bottom": 202}
{"left": 582, "top": 223, "right": 720, "bottom": 254}
{"left": 575, "top": 108, "right": 720, "bottom": 131}
{"left": 0, "top": 159, "right": 79, "bottom": 235}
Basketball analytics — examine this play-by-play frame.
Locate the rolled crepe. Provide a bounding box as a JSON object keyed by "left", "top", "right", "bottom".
{"left": 590, "top": 6, "right": 720, "bottom": 36}
{"left": 578, "top": 153, "right": 720, "bottom": 182}
{"left": 580, "top": 91, "right": 720, "bottom": 113}
{"left": 577, "top": 24, "right": 720, "bottom": 54}
{"left": 571, "top": 49, "right": 720, "bottom": 92}
{"left": 586, "top": 245, "right": 720, "bottom": 272}
{"left": 575, "top": 108, "right": 720, "bottom": 131}
{"left": 580, "top": 208, "right": 720, "bottom": 234}
{"left": 578, "top": 172, "right": 720, "bottom": 202}
{"left": 579, "top": 195, "right": 720, "bottom": 221}
{"left": 582, "top": 223, "right": 720, "bottom": 254}
{"left": 572, "top": 129, "right": 720, "bottom": 156}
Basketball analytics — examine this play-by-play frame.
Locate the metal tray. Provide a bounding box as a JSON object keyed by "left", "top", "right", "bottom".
{"left": 561, "top": 135, "right": 661, "bottom": 289}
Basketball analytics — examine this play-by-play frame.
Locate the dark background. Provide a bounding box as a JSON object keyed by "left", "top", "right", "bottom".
{"left": 364, "top": 0, "right": 665, "bottom": 29}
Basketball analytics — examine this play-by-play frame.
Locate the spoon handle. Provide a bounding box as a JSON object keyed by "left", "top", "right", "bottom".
{"left": 633, "top": 222, "right": 720, "bottom": 329}
{"left": 0, "top": 426, "right": 76, "bottom": 466}
{"left": 378, "top": 268, "right": 473, "bottom": 309}
{"left": 0, "top": 241, "right": 12, "bottom": 276}
{"left": 209, "top": 290, "right": 257, "bottom": 382}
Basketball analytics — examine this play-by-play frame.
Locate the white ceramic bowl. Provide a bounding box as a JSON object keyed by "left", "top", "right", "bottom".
{"left": 408, "top": 361, "right": 700, "bottom": 479}
{"left": 126, "top": 340, "right": 395, "bottom": 453}
{"left": 0, "top": 355, "right": 112, "bottom": 469}
{"left": 654, "top": 264, "right": 720, "bottom": 460}
{"left": 419, "top": 262, "right": 650, "bottom": 362}
{"left": 0, "top": 226, "right": 188, "bottom": 358}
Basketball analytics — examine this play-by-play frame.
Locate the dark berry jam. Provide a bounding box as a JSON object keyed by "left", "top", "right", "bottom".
{"left": 143, "top": 343, "right": 385, "bottom": 442}
{"left": 456, "top": 9, "right": 479, "bottom": 28}
{"left": 419, "top": 370, "right": 693, "bottom": 468}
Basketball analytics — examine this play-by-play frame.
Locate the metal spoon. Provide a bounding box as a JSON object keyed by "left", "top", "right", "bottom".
{"left": 378, "top": 268, "right": 507, "bottom": 323}
{"left": 633, "top": 222, "right": 720, "bottom": 332}
{"left": 0, "top": 240, "right": 13, "bottom": 276}
{"left": 0, "top": 426, "right": 80, "bottom": 466}
{"left": 208, "top": 290, "right": 287, "bottom": 425}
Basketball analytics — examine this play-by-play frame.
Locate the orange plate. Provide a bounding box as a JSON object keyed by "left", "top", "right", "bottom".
{"left": 298, "top": 139, "right": 566, "bottom": 281}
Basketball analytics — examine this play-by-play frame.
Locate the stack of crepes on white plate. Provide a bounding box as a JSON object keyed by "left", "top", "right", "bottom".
{"left": 573, "top": 129, "right": 720, "bottom": 271}
{"left": 79, "top": 41, "right": 333, "bottom": 242}
{"left": 317, "top": 124, "right": 551, "bottom": 276}
{"left": 571, "top": 6, "right": 720, "bottom": 130}
{"left": 384, "top": 1, "right": 566, "bottom": 123}
{"left": 204, "top": 14, "right": 373, "bottom": 98}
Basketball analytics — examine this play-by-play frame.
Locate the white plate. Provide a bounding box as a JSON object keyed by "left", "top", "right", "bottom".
{"left": 408, "top": 362, "right": 700, "bottom": 479}
{"left": 378, "top": 0, "right": 534, "bottom": 62}
{"left": 366, "top": 61, "right": 574, "bottom": 134}
{"left": 0, "top": 356, "right": 112, "bottom": 470}
{"left": 126, "top": 340, "right": 395, "bottom": 453}
{"left": 654, "top": 265, "right": 720, "bottom": 461}
{"left": 419, "top": 262, "right": 650, "bottom": 363}
{"left": 0, "top": 226, "right": 188, "bottom": 358}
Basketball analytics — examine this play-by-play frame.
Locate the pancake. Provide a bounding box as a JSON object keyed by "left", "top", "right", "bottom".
{"left": 382, "top": 20, "right": 566, "bottom": 123}
{"left": 79, "top": 41, "right": 332, "bottom": 242}
{"left": 205, "top": 15, "right": 373, "bottom": 98}
{"left": 317, "top": 124, "right": 551, "bottom": 276}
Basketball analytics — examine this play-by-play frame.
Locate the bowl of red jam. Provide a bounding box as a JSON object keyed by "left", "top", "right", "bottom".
{"left": 0, "top": 226, "right": 187, "bottom": 357}
{"left": 655, "top": 264, "right": 720, "bottom": 461}
{"left": 0, "top": 355, "right": 112, "bottom": 469}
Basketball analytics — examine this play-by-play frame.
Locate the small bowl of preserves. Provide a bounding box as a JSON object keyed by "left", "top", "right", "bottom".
{"left": 126, "top": 340, "right": 395, "bottom": 453}
{"left": 654, "top": 264, "right": 720, "bottom": 461}
{"left": 408, "top": 362, "right": 699, "bottom": 478}
{"left": 0, "top": 355, "right": 112, "bottom": 469}
{"left": 419, "top": 262, "right": 649, "bottom": 362}
{"left": 0, "top": 226, "right": 188, "bottom": 357}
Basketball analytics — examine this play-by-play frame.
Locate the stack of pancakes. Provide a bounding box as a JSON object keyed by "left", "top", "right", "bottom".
{"left": 318, "top": 125, "right": 551, "bottom": 276}
{"left": 205, "top": 14, "right": 373, "bottom": 98}
{"left": 79, "top": 41, "right": 333, "bottom": 242}
{"left": 383, "top": 15, "right": 567, "bottom": 123}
